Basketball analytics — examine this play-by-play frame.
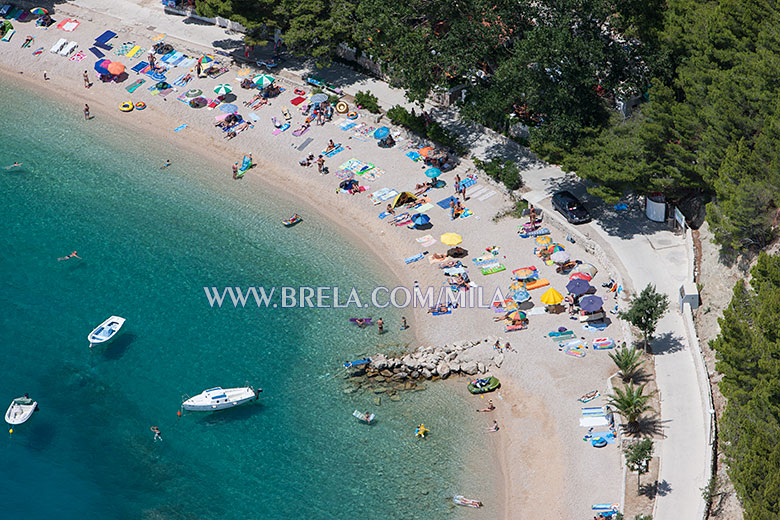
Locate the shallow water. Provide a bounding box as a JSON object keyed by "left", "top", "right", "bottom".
{"left": 0, "top": 80, "right": 497, "bottom": 519}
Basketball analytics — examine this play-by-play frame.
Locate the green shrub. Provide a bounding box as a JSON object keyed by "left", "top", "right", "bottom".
{"left": 386, "top": 105, "right": 465, "bottom": 154}
{"left": 473, "top": 157, "right": 523, "bottom": 191}
{"left": 354, "top": 90, "right": 381, "bottom": 113}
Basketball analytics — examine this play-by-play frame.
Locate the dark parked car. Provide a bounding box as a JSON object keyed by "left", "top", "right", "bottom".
{"left": 551, "top": 190, "right": 590, "bottom": 224}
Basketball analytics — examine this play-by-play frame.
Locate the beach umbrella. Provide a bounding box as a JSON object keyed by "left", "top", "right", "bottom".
{"left": 535, "top": 235, "right": 552, "bottom": 245}
{"left": 185, "top": 88, "right": 202, "bottom": 98}
{"left": 547, "top": 243, "right": 565, "bottom": 253}
{"left": 189, "top": 97, "right": 208, "bottom": 108}
{"left": 420, "top": 146, "right": 434, "bottom": 157}
{"left": 311, "top": 93, "right": 329, "bottom": 104}
{"left": 569, "top": 272, "right": 593, "bottom": 282}
{"left": 580, "top": 295, "right": 604, "bottom": 313}
{"left": 219, "top": 103, "right": 238, "bottom": 113}
{"left": 107, "top": 61, "right": 125, "bottom": 75}
{"left": 411, "top": 214, "right": 430, "bottom": 226}
{"left": 425, "top": 167, "right": 442, "bottom": 178}
{"left": 508, "top": 281, "right": 525, "bottom": 292}
{"left": 572, "top": 263, "right": 598, "bottom": 278}
{"left": 440, "top": 233, "right": 462, "bottom": 246}
{"left": 566, "top": 278, "right": 592, "bottom": 296}
{"left": 253, "top": 74, "right": 275, "bottom": 87}
{"left": 511, "top": 288, "right": 531, "bottom": 303}
{"left": 31, "top": 7, "right": 48, "bottom": 15}
{"left": 339, "top": 179, "right": 358, "bottom": 190}
{"left": 94, "top": 59, "right": 111, "bottom": 75}
{"left": 514, "top": 268, "right": 536, "bottom": 281}
{"left": 540, "top": 287, "right": 564, "bottom": 306}
{"left": 155, "top": 81, "right": 171, "bottom": 90}
{"left": 551, "top": 251, "right": 570, "bottom": 264}
{"left": 447, "top": 246, "right": 468, "bottom": 258}
{"left": 506, "top": 310, "right": 526, "bottom": 321}
{"left": 374, "top": 127, "right": 390, "bottom": 140}
{"left": 213, "top": 84, "right": 232, "bottom": 95}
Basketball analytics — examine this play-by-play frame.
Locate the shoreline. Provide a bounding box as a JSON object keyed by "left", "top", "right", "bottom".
{"left": 1, "top": 8, "right": 626, "bottom": 517}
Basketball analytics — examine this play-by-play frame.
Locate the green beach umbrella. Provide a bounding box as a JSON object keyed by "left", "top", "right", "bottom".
{"left": 253, "top": 74, "right": 274, "bottom": 88}
{"left": 185, "top": 88, "right": 202, "bottom": 98}
{"left": 213, "top": 84, "right": 232, "bottom": 95}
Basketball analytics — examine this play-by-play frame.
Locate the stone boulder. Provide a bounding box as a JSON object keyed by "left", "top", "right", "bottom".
{"left": 461, "top": 360, "right": 479, "bottom": 375}
{"left": 477, "top": 362, "right": 486, "bottom": 374}
{"left": 392, "top": 371, "right": 408, "bottom": 381}
{"left": 437, "top": 363, "right": 451, "bottom": 379}
{"left": 372, "top": 354, "right": 388, "bottom": 370}
{"left": 421, "top": 368, "right": 432, "bottom": 379}
{"left": 446, "top": 352, "right": 458, "bottom": 362}
{"left": 380, "top": 369, "right": 393, "bottom": 378}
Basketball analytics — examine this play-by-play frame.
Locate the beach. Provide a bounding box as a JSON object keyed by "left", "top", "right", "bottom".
{"left": 0, "top": 4, "right": 628, "bottom": 518}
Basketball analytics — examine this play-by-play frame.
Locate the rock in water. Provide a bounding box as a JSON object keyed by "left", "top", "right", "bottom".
{"left": 373, "top": 396, "right": 381, "bottom": 406}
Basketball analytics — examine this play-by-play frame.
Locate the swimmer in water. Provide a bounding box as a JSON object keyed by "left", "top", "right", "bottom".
{"left": 4, "top": 162, "right": 22, "bottom": 169}
{"left": 57, "top": 251, "right": 81, "bottom": 261}
{"left": 160, "top": 159, "right": 171, "bottom": 169}
{"left": 150, "top": 426, "right": 162, "bottom": 442}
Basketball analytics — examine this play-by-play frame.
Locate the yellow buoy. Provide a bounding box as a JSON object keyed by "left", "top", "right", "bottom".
{"left": 9, "top": 428, "right": 13, "bottom": 434}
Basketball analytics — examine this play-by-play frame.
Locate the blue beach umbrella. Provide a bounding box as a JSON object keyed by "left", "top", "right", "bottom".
{"left": 425, "top": 167, "right": 442, "bottom": 178}
{"left": 580, "top": 295, "right": 604, "bottom": 313}
{"left": 94, "top": 59, "right": 110, "bottom": 75}
{"left": 566, "top": 278, "right": 591, "bottom": 296}
{"left": 374, "top": 126, "right": 390, "bottom": 139}
{"left": 411, "top": 213, "right": 430, "bottom": 226}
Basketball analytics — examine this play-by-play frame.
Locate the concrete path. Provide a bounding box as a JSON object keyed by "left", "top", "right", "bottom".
{"left": 523, "top": 168, "right": 710, "bottom": 519}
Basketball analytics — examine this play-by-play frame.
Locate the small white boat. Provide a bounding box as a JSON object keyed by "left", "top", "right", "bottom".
{"left": 5, "top": 396, "right": 38, "bottom": 425}
{"left": 88, "top": 316, "right": 126, "bottom": 347}
{"left": 181, "top": 386, "right": 260, "bottom": 412}
{"left": 453, "top": 495, "right": 482, "bottom": 508}
{"left": 353, "top": 410, "right": 374, "bottom": 423}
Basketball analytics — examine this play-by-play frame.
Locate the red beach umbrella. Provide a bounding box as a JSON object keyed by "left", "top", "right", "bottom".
{"left": 569, "top": 272, "right": 593, "bottom": 282}
{"left": 107, "top": 61, "right": 125, "bottom": 75}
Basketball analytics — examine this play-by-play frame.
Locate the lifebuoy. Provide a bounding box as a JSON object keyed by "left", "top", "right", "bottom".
{"left": 120, "top": 102, "right": 134, "bottom": 112}
{"left": 336, "top": 101, "right": 348, "bottom": 113}
{"left": 135, "top": 102, "right": 146, "bottom": 110}
{"left": 347, "top": 111, "right": 358, "bottom": 119}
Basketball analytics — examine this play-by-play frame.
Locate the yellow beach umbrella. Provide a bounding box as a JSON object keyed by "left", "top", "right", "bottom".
{"left": 540, "top": 287, "right": 564, "bottom": 305}
{"left": 535, "top": 235, "right": 552, "bottom": 245}
{"left": 440, "top": 233, "right": 463, "bottom": 246}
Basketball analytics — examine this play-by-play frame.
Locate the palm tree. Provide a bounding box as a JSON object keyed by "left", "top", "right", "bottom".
{"left": 608, "top": 384, "right": 653, "bottom": 434}
{"left": 609, "top": 346, "right": 644, "bottom": 383}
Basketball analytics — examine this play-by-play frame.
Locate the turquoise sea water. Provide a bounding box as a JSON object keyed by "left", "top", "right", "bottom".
{"left": 0, "top": 80, "right": 494, "bottom": 519}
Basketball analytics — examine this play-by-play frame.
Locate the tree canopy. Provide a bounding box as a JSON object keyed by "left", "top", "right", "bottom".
{"left": 712, "top": 252, "right": 780, "bottom": 519}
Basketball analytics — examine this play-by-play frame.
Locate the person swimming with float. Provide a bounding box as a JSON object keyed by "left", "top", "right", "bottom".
{"left": 57, "top": 251, "right": 81, "bottom": 261}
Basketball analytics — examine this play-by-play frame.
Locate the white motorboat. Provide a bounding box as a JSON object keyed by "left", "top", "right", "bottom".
{"left": 181, "top": 386, "right": 260, "bottom": 412}
{"left": 5, "top": 396, "right": 37, "bottom": 425}
{"left": 88, "top": 316, "right": 126, "bottom": 347}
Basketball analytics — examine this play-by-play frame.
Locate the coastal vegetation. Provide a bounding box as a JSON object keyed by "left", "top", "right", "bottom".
{"left": 712, "top": 252, "right": 780, "bottom": 519}
{"left": 608, "top": 384, "right": 652, "bottom": 434}
{"left": 619, "top": 284, "right": 669, "bottom": 351}
{"left": 354, "top": 90, "right": 381, "bottom": 113}
{"left": 609, "top": 346, "right": 644, "bottom": 383}
{"left": 472, "top": 157, "right": 522, "bottom": 191}
{"left": 624, "top": 439, "right": 654, "bottom": 494}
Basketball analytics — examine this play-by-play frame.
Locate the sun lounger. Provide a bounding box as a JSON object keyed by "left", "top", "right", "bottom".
{"left": 95, "top": 30, "right": 117, "bottom": 45}
{"left": 94, "top": 41, "right": 112, "bottom": 51}
{"left": 59, "top": 41, "right": 78, "bottom": 56}
{"left": 525, "top": 278, "right": 549, "bottom": 290}
{"left": 0, "top": 6, "right": 10, "bottom": 17}
{"left": 50, "top": 38, "right": 67, "bottom": 53}
{"left": 548, "top": 330, "right": 576, "bottom": 341}
{"left": 1, "top": 28, "right": 14, "bottom": 42}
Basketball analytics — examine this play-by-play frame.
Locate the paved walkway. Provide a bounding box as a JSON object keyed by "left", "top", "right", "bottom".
{"left": 63, "top": 2, "right": 711, "bottom": 516}
{"left": 524, "top": 169, "right": 709, "bottom": 519}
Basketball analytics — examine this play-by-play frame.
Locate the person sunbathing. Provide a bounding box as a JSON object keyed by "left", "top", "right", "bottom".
{"left": 487, "top": 421, "right": 500, "bottom": 432}
{"left": 224, "top": 131, "right": 237, "bottom": 140}
{"left": 233, "top": 121, "right": 252, "bottom": 134}
{"left": 244, "top": 93, "right": 263, "bottom": 106}
{"left": 477, "top": 400, "right": 495, "bottom": 412}
{"left": 324, "top": 139, "right": 337, "bottom": 153}
{"left": 428, "top": 304, "right": 449, "bottom": 314}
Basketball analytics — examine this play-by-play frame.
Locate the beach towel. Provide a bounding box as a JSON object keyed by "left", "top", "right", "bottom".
{"left": 125, "top": 45, "right": 141, "bottom": 58}
{"left": 436, "top": 196, "right": 458, "bottom": 209}
{"left": 481, "top": 264, "right": 506, "bottom": 275}
{"left": 525, "top": 307, "right": 547, "bottom": 316}
{"left": 292, "top": 126, "right": 310, "bottom": 137}
{"left": 406, "top": 151, "right": 422, "bottom": 161}
{"left": 340, "top": 122, "right": 357, "bottom": 131}
{"left": 379, "top": 189, "right": 398, "bottom": 202}
{"left": 95, "top": 30, "right": 116, "bottom": 44}
{"left": 578, "top": 391, "right": 600, "bottom": 403}
{"left": 432, "top": 309, "right": 452, "bottom": 316}
{"left": 89, "top": 47, "right": 105, "bottom": 58}
{"left": 1, "top": 29, "right": 14, "bottom": 42}
{"left": 525, "top": 278, "right": 549, "bottom": 290}
{"left": 151, "top": 33, "right": 166, "bottom": 42}
{"left": 519, "top": 227, "right": 550, "bottom": 238}
{"left": 69, "top": 51, "right": 86, "bottom": 62}
{"left": 114, "top": 42, "right": 131, "bottom": 56}
{"left": 272, "top": 124, "right": 289, "bottom": 136}
{"left": 0, "top": 5, "right": 10, "bottom": 17}
{"left": 323, "top": 145, "right": 343, "bottom": 158}
{"left": 592, "top": 337, "right": 615, "bottom": 350}
{"left": 416, "top": 235, "right": 436, "bottom": 247}
{"left": 60, "top": 20, "right": 80, "bottom": 32}
{"left": 17, "top": 11, "right": 30, "bottom": 22}
{"left": 126, "top": 79, "right": 145, "bottom": 93}
{"left": 369, "top": 188, "right": 391, "bottom": 202}
{"left": 32, "top": 47, "right": 44, "bottom": 56}
{"left": 94, "top": 41, "right": 113, "bottom": 51}
{"left": 362, "top": 168, "right": 385, "bottom": 182}
{"left": 460, "top": 177, "right": 477, "bottom": 189}
{"left": 505, "top": 323, "right": 525, "bottom": 332}
{"left": 414, "top": 203, "right": 434, "bottom": 213}
{"left": 404, "top": 253, "right": 425, "bottom": 264}
{"left": 583, "top": 322, "right": 608, "bottom": 332}
{"left": 178, "top": 57, "right": 196, "bottom": 69}
{"left": 174, "top": 124, "right": 187, "bottom": 132}
{"left": 290, "top": 96, "right": 306, "bottom": 106}
{"left": 548, "top": 330, "right": 576, "bottom": 341}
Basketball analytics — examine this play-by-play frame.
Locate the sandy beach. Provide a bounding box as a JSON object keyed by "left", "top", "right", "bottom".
{"left": 0, "top": 5, "right": 629, "bottom": 517}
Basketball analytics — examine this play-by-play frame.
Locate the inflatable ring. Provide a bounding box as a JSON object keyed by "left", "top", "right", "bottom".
{"left": 294, "top": 88, "right": 305, "bottom": 96}
{"left": 120, "top": 102, "right": 134, "bottom": 112}
{"left": 346, "top": 111, "right": 358, "bottom": 120}
{"left": 336, "top": 101, "right": 348, "bottom": 114}
{"left": 135, "top": 102, "right": 146, "bottom": 110}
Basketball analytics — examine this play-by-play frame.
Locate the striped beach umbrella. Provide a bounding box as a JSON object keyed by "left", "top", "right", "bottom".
{"left": 253, "top": 74, "right": 274, "bottom": 87}
{"left": 31, "top": 7, "right": 48, "bottom": 15}
{"left": 214, "top": 84, "right": 232, "bottom": 95}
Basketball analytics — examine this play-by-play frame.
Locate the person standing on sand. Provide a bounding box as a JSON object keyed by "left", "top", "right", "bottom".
{"left": 43, "top": 70, "right": 49, "bottom": 81}
{"left": 376, "top": 317, "right": 384, "bottom": 334}
{"left": 83, "top": 70, "right": 90, "bottom": 88}
{"left": 232, "top": 163, "right": 238, "bottom": 180}
{"left": 401, "top": 316, "right": 407, "bottom": 330}
{"left": 316, "top": 155, "right": 325, "bottom": 174}
{"left": 84, "top": 104, "right": 90, "bottom": 120}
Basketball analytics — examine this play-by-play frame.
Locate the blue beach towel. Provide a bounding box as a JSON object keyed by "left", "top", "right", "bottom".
{"left": 174, "top": 124, "right": 187, "bottom": 132}
{"left": 460, "top": 177, "right": 477, "bottom": 189}
{"left": 432, "top": 309, "right": 452, "bottom": 316}
{"left": 89, "top": 47, "right": 105, "bottom": 58}
{"left": 404, "top": 253, "right": 425, "bottom": 264}
{"left": 583, "top": 322, "right": 608, "bottom": 332}
{"left": 324, "top": 145, "right": 344, "bottom": 158}
{"left": 94, "top": 41, "right": 112, "bottom": 51}
{"left": 436, "top": 196, "right": 458, "bottom": 209}
{"left": 378, "top": 211, "right": 390, "bottom": 220}
{"left": 340, "top": 122, "right": 356, "bottom": 131}
{"left": 406, "top": 151, "right": 421, "bottom": 161}
{"left": 95, "top": 30, "right": 117, "bottom": 44}
{"left": 131, "top": 61, "right": 148, "bottom": 73}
